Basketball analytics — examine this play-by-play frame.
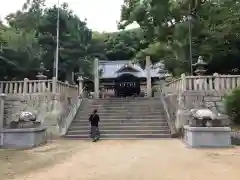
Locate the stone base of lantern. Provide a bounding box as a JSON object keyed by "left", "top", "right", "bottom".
{"left": 183, "top": 125, "right": 232, "bottom": 148}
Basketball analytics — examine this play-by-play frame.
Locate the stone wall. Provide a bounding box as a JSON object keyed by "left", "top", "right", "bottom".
{"left": 163, "top": 90, "right": 240, "bottom": 144}
{"left": 3, "top": 94, "right": 55, "bottom": 126}
{"left": 0, "top": 93, "right": 82, "bottom": 137}
{"left": 164, "top": 90, "right": 231, "bottom": 133}
{"left": 181, "top": 91, "right": 226, "bottom": 113}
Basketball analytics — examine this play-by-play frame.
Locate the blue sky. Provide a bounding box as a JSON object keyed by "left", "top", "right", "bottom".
{"left": 0, "top": 0, "right": 137, "bottom": 32}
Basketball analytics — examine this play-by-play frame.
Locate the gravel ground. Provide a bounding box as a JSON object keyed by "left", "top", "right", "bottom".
{"left": 1, "top": 139, "right": 240, "bottom": 180}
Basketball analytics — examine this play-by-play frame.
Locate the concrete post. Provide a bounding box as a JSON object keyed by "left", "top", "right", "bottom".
{"left": 23, "top": 78, "right": 28, "bottom": 95}
{"left": 94, "top": 58, "right": 99, "bottom": 98}
{"left": 146, "top": 56, "right": 152, "bottom": 97}
{"left": 0, "top": 94, "right": 6, "bottom": 131}
{"left": 77, "top": 76, "right": 83, "bottom": 97}
{"left": 0, "top": 94, "right": 5, "bottom": 146}
{"left": 181, "top": 73, "right": 186, "bottom": 92}
{"left": 52, "top": 77, "right": 58, "bottom": 110}
{"left": 213, "top": 72, "right": 220, "bottom": 90}
{"left": 159, "top": 78, "right": 166, "bottom": 94}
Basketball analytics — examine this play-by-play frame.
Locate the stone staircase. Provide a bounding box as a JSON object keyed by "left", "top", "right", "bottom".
{"left": 65, "top": 97, "right": 172, "bottom": 139}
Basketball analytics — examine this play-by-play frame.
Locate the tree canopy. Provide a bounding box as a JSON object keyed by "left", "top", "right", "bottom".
{"left": 119, "top": 0, "right": 240, "bottom": 76}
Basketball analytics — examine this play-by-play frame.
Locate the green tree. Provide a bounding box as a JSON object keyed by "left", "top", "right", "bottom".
{"left": 119, "top": 0, "right": 240, "bottom": 76}
{"left": 0, "top": 28, "right": 41, "bottom": 79}
{"left": 2, "top": 0, "right": 94, "bottom": 82}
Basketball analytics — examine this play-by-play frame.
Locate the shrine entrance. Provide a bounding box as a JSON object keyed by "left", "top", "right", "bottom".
{"left": 115, "top": 74, "right": 140, "bottom": 97}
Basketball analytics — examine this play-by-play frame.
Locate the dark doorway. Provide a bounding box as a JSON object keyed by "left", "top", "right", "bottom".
{"left": 115, "top": 74, "right": 140, "bottom": 97}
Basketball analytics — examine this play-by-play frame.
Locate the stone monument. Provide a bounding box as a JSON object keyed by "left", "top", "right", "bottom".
{"left": 1, "top": 109, "right": 47, "bottom": 149}
{"left": 184, "top": 108, "right": 231, "bottom": 148}
{"left": 183, "top": 56, "right": 232, "bottom": 148}
{"left": 0, "top": 63, "right": 48, "bottom": 149}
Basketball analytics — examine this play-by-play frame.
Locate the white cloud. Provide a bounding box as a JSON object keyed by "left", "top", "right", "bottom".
{"left": 0, "top": 0, "right": 124, "bottom": 32}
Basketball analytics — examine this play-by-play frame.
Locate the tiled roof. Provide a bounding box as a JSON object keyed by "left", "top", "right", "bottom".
{"left": 99, "top": 60, "right": 167, "bottom": 79}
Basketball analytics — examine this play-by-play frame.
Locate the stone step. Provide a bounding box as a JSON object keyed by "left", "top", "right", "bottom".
{"left": 68, "top": 126, "right": 169, "bottom": 131}
{"left": 73, "top": 118, "right": 166, "bottom": 122}
{"left": 90, "top": 101, "right": 161, "bottom": 104}
{"left": 81, "top": 108, "right": 164, "bottom": 112}
{"left": 81, "top": 110, "right": 165, "bottom": 113}
{"left": 93, "top": 97, "right": 159, "bottom": 101}
{"left": 76, "top": 112, "right": 166, "bottom": 117}
{"left": 91, "top": 101, "right": 161, "bottom": 104}
{"left": 70, "top": 121, "right": 168, "bottom": 126}
{"left": 66, "top": 98, "right": 170, "bottom": 139}
{"left": 79, "top": 111, "right": 165, "bottom": 115}
{"left": 67, "top": 129, "right": 170, "bottom": 135}
{"left": 75, "top": 116, "right": 166, "bottom": 122}
{"left": 91, "top": 98, "right": 160, "bottom": 104}
{"left": 81, "top": 108, "right": 165, "bottom": 112}
{"left": 88, "top": 107, "right": 163, "bottom": 110}
{"left": 64, "top": 134, "right": 171, "bottom": 139}
{"left": 74, "top": 117, "right": 166, "bottom": 121}
{"left": 76, "top": 113, "right": 165, "bottom": 119}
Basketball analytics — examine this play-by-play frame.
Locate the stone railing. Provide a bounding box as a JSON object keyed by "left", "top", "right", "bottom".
{"left": 185, "top": 75, "right": 240, "bottom": 91}
{"left": 165, "top": 77, "right": 184, "bottom": 94}
{"left": 55, "top": 80, "right": 80, "bottom": 135}
{"left": 0, "top": 77, "right": 81, "bottom": 136}
{"left": 165, "top": 73, "right": 240, "bottom": 94}
{"left": 0, "top": 79, "right": 53, "bottom": 94}
{"left": 159, "top": 89, "right": 177, "bottom": 136}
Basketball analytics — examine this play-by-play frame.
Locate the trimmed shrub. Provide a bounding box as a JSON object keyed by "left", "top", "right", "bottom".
{"left": 224, "top": 88, "right": 240, "bottom": 125}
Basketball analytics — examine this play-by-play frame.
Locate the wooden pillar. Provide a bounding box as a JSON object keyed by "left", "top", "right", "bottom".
{"left": 146, "top": 56, "right": 152, "bottom": 97}
{"left": 94, "top": 58, "right": 99, "bottom": 98}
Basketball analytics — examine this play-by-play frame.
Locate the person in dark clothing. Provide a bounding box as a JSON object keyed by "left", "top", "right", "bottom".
{"left": 89, "top": 109, "right": 100, "bottom": 142}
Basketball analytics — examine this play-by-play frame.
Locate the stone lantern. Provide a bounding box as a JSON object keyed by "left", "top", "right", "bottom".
{"left": 36, "top": 62, "right": 48, "bottom": 92}
{"left": 192, "top": 56, "right": 207, "bottom": 76}
{"left": 36, "top": 62, "right": 48, "bottom": 80}
{"left": 192, "top": 56, "right": 208, "bottom": 89}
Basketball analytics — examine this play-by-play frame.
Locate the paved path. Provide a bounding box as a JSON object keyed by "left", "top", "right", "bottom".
{"left": 1, "top": 139, "right": 240, "bottom": 180}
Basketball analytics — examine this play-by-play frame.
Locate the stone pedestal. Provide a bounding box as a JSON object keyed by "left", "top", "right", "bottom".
{"left": 183, "top": 125, "right": 231, "bottom": 148}
{"left": 0, "top": 127, "right": 47, "bottom": 149}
